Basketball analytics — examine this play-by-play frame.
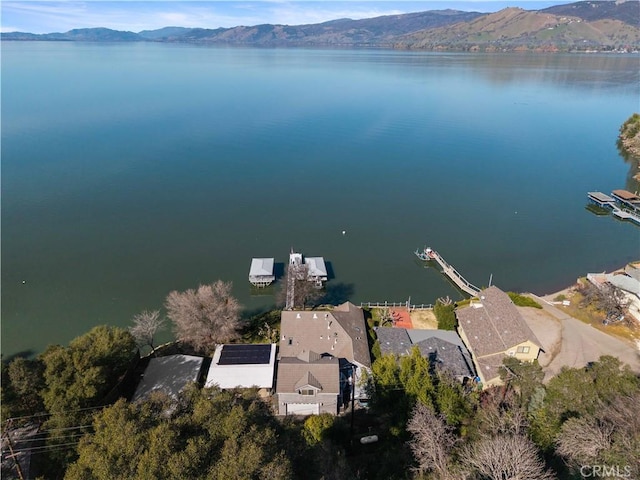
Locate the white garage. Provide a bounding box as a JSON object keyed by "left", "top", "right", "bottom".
{"left": 286, "top": 403, "right": 320, "bottom": 415}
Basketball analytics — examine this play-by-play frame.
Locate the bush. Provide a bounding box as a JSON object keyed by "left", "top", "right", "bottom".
{"left": 434, "top": 301, "right": 457, "bottom": 330}
{"left": 302, "top": 413, "right": 336, "bottom": 445}
{"left": 507, "top": 292, "right": 542, "bottom": 309}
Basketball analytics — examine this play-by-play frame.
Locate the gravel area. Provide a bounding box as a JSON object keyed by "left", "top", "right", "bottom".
{"left": 519, "top": 294, "right": 640, "bottom": 381}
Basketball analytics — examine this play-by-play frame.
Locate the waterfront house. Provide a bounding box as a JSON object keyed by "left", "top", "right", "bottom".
{"left": 374, "top": 327, "right": 475, "bottom": 381}
{"left": 205, "top": 343, "right": 276, "bottom": 396}
{"left": 275, "top": 352, "right": 340, "bottom": 415}
{"left": 455, "top": 286, "right": 542, "bottom": 387}
{"left": 276, "top": 302, "right": 372, "bottom": 415}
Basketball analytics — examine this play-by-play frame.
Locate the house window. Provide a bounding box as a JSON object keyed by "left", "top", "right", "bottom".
{"left": 288, "top": 338, "right": 293, "bottom": 346}
{"left": 516, "top": 346, "right": 530, "bottom": 354}
{"left": 299, "top": 389, "right": 315, "bottom": 396}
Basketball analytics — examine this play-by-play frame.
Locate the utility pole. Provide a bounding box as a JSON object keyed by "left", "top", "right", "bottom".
{"left": 3, "top": 420, "right": 25, "bottom": 480}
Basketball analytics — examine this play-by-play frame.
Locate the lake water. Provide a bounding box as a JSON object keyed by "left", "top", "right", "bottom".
{"left": 2, "top": 42, "right": 638, "bottom": 358}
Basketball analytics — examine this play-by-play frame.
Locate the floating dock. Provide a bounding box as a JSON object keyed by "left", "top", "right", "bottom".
{"left": 612, "top": 208, "right": 640, "bottom": 225}
{"left": 587, "top": 192, "right": 616, "bottom": 209}
{"left": 586, "top": 190, "right": 640, "bottom": 226}
{"left": 415, "top": 247, "right": 481, "bottom": 297}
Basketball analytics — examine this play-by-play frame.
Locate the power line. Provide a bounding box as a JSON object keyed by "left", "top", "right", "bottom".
{"left": 8, "top": 430, "right": 89, "bottom": 446}
{"left": 3, "top": 404, "right": 109, "bottom": 424}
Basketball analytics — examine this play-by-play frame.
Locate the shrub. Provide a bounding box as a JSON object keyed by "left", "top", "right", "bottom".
{"left": 507, "top": 292, "right": 542, "bottom": 309}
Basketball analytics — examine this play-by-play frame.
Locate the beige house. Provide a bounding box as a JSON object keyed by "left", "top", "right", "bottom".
{"left": 275, "top": 351, "right": 340, "bottom": 415}
{"left": 276, "top": 302, "right": 372, "bottom": 415}
{"left": 456, "top": 286, "right": 542, "bottom": 387}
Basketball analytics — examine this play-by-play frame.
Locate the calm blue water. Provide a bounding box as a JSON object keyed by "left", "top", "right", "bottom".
{"left": 2, "top": 42, "right": 638, "bottom": 358}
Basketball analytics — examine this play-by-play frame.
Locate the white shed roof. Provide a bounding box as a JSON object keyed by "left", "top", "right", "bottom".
{"left": 305, "top": 257, "right": 327, "bottom": 277}
{"left": 132, "top": 354, "right": 204, "bottom": 402}
{"left": 205, "top": 344, "right": 276, "bottom": 389}
{"left": 249, "top": 258, "right": 274, "bottom": 276}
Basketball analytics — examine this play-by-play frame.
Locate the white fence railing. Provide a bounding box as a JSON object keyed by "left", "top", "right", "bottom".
{"left": 359, "top": 302, "right": 433, "bottom": 310}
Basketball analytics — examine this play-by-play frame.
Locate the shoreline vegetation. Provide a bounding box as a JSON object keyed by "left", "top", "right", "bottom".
{"left": 618, "top": 113, "right": 640, "bottom": 183}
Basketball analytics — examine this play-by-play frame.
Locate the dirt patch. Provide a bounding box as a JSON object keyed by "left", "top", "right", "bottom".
{"left": 517, "top": 306, "right": 561, "bottom": 368}
{"left": 409, "top": 310, "right": 437, "bottom": 329}
{"left": 525, "top": 294, "right": 640, "bottom": 381}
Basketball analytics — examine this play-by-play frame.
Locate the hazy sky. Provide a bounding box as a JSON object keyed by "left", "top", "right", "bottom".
{"left": 2, "top": 1, "right": 576, "bottom": 34}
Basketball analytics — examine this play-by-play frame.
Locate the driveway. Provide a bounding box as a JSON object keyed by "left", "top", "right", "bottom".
{"left": 519, "top": 294, "right": 640, "bottom": 381}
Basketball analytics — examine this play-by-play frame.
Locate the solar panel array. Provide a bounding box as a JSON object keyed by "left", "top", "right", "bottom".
{"left": 218, "top": 344, "right": 272, "bottom": 365}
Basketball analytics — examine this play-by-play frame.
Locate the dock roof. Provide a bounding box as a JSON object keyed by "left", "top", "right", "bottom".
{"left": 305, "top": 257, "right": 327, "bottom": 277}
{"left": 588, "top": 192, "right": 615, "bottom": 203}
{"left": 249, "top": 258, "right": 274, "bottom": 276}
{"left": 612, "top": 189, "right": 640, "bottom": 202}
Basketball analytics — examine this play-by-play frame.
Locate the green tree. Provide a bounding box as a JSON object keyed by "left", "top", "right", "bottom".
{"left": 66, "top": 387, "right": 293, "bottom": 480}
{"left": 500, "top": 356, "right": 544, "bottom": 409}
{"left": 399, "top": 347, "right": 433, "bottom": 407}
{"left": 302, "top": 413, "right": 336, "bottom": 446}
{"left": 1, "top": 357, "right": 46, "bottom": 421}
{"left": 434, "top": 300, "right": 457, "bottom": 330}
{"left": 40, "top": 326, "right": 137, "bottom": 471}
{"left": 41, "top": 326, "right": 136, "bottom": 414}
{"left": 529, "top": 356, "right": 640, "bottom": 450}
{"left": 433, "top": 371, "right": 472, "bottom": 427}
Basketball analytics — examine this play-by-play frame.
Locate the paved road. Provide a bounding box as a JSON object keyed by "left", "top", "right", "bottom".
{"left": 520, "top": 294, "right": 640, "bottom": 381}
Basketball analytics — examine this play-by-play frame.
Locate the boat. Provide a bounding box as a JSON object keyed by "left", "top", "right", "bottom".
{"left": 414, "top": 247, "right": 435, "bottom": 261}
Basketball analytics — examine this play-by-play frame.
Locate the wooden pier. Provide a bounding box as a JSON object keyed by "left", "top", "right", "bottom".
{"left": 416, "top": 247, "right": 481, "bottom": 297}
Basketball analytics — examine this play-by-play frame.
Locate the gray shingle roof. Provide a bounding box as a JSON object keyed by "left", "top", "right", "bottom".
{"left": 280, "top": 302, "right": 371, "bottom": 368}
{"left": 375, "top": 328, "right": 412, "bottom": 357}
{"left": 415, "top": 337, "right": 475, "bottom": 378}
{"left": 475, "top": 352, "right": 506, "bottom": 383}
{"left": 456, "top": 286, "right": 542, "bottom": 358}
{"left": 275, "top": 356, "right": 339, "bottom": 394}
{"left": 375, "top": 327, "right": 475, "bottom": 378}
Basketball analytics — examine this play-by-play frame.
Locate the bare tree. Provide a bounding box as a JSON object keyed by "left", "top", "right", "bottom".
{"left": 461, "top": 434, "right": 555, "bottom": 480}
{"left": 165, "top": 280, "right": 242, "bottom": 353}
{"left": 556, "top": 393, "right": 640, "bottom": 477}
{"left": 475, "top": 387, "right": 528, "bottom": 438}
{"left": 578, "top": 282, "right": 628, "bottom": 322}
{"left": 277, "top": 264, "right": 322, "bottom": 310}
{"left": 129, "top": 309, "right": 166, "bottom": 355}
{"left": 407, "top": 402, "right": 458, "bottom": 480}
{"left": 556, "top": 417, "right": 613, "bottom": 464}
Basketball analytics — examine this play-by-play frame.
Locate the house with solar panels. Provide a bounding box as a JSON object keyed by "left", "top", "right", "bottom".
{"left": 249, "top": 258, "right": 275, "bottom": 287}
{"left": 275, "top": 302, "right": 372, "bottom": 415}
{"left": 205, "top": 344, "right": 277, "bottom": 396}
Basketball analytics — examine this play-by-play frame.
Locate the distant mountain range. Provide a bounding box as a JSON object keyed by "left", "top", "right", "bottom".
{"left": 3, "top": 1, "right": 639, "bottom": 51}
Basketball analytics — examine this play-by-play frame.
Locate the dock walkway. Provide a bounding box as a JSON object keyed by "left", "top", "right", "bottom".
{"left": 612, "top": 208, "right": 640, "bottom": 225}
{"left": 416, "top": 247, "right": 481, "bottom": 297}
